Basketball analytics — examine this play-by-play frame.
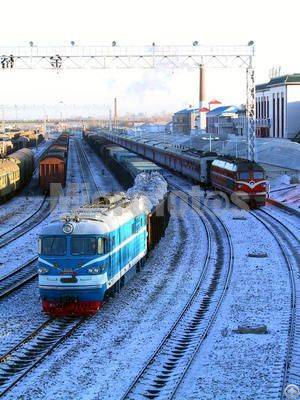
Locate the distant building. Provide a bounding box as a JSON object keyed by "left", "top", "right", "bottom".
{"left": 208, "top": 99, "right": 222, "bottom": 111}
{"left": 206, "top": 105, "right": 246, "bottom": 137}
{"left": 172, "top": 108, "right": 198, "bottom": 134}
{"left": 256, "top": 74, "right": 300, "bottom": 139}
{"left": 137, "top": 123, "right": 166, "bottom": 133}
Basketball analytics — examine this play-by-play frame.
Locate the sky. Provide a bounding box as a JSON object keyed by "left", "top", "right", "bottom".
{"left": 0, "top": 0, "right": 299, "bottom": 119}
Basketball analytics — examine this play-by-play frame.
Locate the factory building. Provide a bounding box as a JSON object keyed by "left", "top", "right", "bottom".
{"left": 172, "top": 108, "right": 198, "bottom": 134}
{"left": 256, "top": 74, "right": 300, "bottom": 139}
{"left": 206, "top": 106, "right": 246, "bottom": 137}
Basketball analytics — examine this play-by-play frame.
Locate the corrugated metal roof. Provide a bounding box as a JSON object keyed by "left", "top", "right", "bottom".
{"left": 206, "top": 105, "right": 242, "bottom": 116}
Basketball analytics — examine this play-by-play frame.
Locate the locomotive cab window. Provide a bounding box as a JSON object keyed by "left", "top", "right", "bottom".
{"left": 253, "top": 171, "right": 264, "bottom": 179}
{"left": 239, "top": 172, "right": 249, "bottom": 179}
{"left": 41, "top": 237, "right": 66, "bottom": 256}
{"left": 72, "top": 237, "right": 97, "bottom": 255}
{"left": 97, "top": 238, "right": 105, "bottom": 255}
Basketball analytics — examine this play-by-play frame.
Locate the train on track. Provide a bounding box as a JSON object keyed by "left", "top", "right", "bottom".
{"left": 37, "top": 142, "right": 169, "bottom": 316}
{"left": 88, "top": 131, "right": 267, "bottom": 208}
{"left": 0, "top": 148, "right": 34, "bottom": 203}
{"left": 39, "top": 132, "right": 69, "bottom": 193}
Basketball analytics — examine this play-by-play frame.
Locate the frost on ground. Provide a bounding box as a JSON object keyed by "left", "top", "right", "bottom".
{"left": 269, "top": 174, "right": 300, "bottom": 210}
{"left": 5, "top": 197, "right": 208, "bottom": 400}
{"left": 172, "top": 186, "right": 291, "bottom": 400}
{"left": 0, "top": 281, "right": 48, "bottom": 358}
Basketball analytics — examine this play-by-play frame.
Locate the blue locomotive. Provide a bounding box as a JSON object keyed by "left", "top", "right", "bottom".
{"left": 38, "top": 194, "right": 149, "bottom": 315}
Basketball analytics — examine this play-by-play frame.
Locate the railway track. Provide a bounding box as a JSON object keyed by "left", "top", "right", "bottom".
{"left": 0, "top": 197, "right": 51, "bottom": 249}
{"left": 250, "top": 209, "right": 300, "bottom": 399}
{"left": 74, "top": 139, "right": 101, "bottom": 202}
{"left": 121, "top": 182, "right": 234, "bottom": 400}
{"left": 0, "top": 317, "right": 86, "bottom": 397}
{"left": 0, "top": 258, "right": 38, "bottom": 300}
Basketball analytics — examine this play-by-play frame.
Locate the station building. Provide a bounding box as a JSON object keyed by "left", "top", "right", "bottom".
{"left": 256, "top": 74, "right": 300, "bottom": 139}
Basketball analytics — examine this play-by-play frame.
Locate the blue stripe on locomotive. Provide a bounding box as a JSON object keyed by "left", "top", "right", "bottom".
{"left": 38, "top": 212, "right": 147, "bottom": 302}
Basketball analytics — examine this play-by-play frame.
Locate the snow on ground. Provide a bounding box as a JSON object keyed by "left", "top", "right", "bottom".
{"left": 5, "top": 196, "right": 208, "bottom": 400}
{"left": 268, "top": 175, "right": 300, "bottom": 210}
{"left": 81, "top": 139, "right": 122, "bottom": 194}
{"left": 0, "top": 281, "right": 48, "bottom": 358}
{"left": 262, "top": 204, "right": 300, "bottom": 238}
{"left": 0, "top": 132, "right": 296, "bottom": 399}
{"left": 163, "top": 176, "right": 291, "bottom": 400}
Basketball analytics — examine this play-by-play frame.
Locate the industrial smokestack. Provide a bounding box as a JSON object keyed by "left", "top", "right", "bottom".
{"left": 199, "top": 64, "right": 206, "bottom": 131}
{"left": 114, "top": 97, "right": 117, "bottom": 131}
{"left": 199, "top": 64, "right": 205, "bottom": 110}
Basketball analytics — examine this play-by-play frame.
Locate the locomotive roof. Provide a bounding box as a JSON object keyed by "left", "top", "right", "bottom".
{"left": 212, "top": 157, "right": 265, "bottom": 172}
{"left": 40, "top": 195, "right": 150, "bottom": 236}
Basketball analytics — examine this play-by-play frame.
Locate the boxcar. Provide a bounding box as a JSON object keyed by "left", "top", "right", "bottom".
{"left": 39, "top": 133, "right": 69, "bottom": 193}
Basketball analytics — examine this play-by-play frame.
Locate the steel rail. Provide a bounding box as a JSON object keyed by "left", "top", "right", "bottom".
{"left": 121, "top": 181, "right": 234, "bottom": 400}
{"left": 0, "top": 258, "right": 38, "bottom": 300}
{"left": 0, "top": 317, "right": 87, "bottom": 398}
{"left": 250, "top": 209, "right": 300, "bottom": 399}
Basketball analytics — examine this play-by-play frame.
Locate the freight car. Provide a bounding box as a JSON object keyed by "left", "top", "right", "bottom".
{"left": 38, "top": 182, "right": 169, "bottom": 316}
{"left": 101, "top": 132, "right": 267, "bottom": 208}
{"left": 39, "top": 132, "right": 69, "bottom": 193}
{"left": 0, "top": 148, "right": 34, "bottom": 203}
{"left": 83, "top": 137, "right": 169, "bottom": 251}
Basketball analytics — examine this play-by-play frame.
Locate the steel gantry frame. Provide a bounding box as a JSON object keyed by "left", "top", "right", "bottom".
{"left": 0, "top": 43, "right": 256, "bottom": 160}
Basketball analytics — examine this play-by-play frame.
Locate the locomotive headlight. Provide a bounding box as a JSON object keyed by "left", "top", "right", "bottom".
{"left": 38, "top": 267, "right": 49, "bottom": 275}
{"left": 62, "top": 223, "right": 74, "bottom": 234}
{"left": 88, "top": 267, "right": 100, "bottom": 274}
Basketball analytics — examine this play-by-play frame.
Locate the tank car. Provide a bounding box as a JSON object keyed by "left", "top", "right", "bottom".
{"left": 0, "top": 148, "right": 34, "bottom": 202}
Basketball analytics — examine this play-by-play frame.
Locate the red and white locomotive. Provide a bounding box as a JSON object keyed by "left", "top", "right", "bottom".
{"left": 210, "top": 158, "right": 266, "bottom": 207}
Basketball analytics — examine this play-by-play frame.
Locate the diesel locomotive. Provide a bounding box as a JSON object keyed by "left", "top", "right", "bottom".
{"left": 38, "top": 189, "right": 169, "bottom": 316}
{"left": 101, "top": 132, "right": 267, "bottom": 208}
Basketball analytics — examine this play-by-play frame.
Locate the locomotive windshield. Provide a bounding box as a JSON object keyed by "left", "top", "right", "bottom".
{"left": 253, "top": 171, "right": 264, "bottom": 179}
{"left": 41, "top": 237, "right": 66, "bottom": 256}
{"left": 239, "top": 172, "right": 249, "bottom": 179}
{"left": 71, "top": 237, "right": 104, "bottom": 255}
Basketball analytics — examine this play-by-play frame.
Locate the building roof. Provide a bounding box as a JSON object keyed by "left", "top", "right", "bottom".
{"left": 209, "top": 99, "right": 222, "bottom": 105}
{"left": 174, "top": 108, "right": 198, "bottom": 115}
{"left": 206, "top": 105, "right": 244, "bottom": 117}
{"left": 256, "top": 74, "right": 300, "bottom": 91}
